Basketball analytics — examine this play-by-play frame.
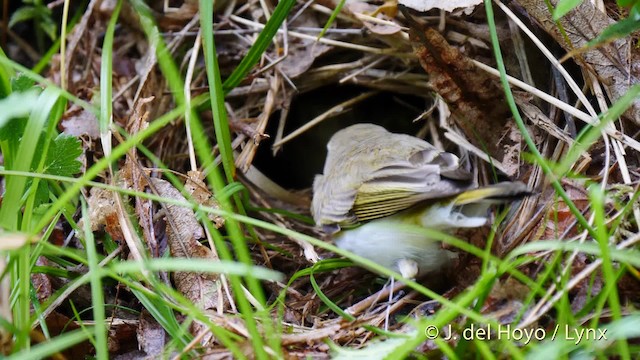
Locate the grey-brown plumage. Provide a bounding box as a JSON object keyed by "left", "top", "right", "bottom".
{"left": 312, "top": 123, "right": 474, "bottom": 232}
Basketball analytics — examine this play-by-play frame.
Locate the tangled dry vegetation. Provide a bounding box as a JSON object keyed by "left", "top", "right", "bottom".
{"left": 1, "top": 0, "right": 640, "bottom": 358}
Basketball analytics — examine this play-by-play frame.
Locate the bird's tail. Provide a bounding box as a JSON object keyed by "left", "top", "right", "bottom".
{"left": 452, "top": 182, "right": 532, "bottom": 206}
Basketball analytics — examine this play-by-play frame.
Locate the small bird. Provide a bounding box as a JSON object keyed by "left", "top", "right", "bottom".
{"left": 312, "top": 123, "right": 529, "bottom": 278}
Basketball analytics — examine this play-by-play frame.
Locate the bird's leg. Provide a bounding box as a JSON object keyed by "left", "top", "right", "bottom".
{"left": 385, "top": 258, "right": 419, "bottom": 330}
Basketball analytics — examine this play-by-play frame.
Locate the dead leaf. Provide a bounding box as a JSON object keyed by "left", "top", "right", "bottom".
{"left": 61, "top": 108, "right": 100, "bottom": 139}
{"left": 537, "top": 181, "right": 590, "bottom": 239}
{"left": 62, "top": 0, "right": 100, "bottom": 92}
{"left": 499, "top": 121, "right": 523, "bottom": 177}
{"left": 407, "top": 22, "right": 515, "bottom": 169}
{"left": 280, "top": 39, "right": 333, "bottom": 80}
{"left": 185, "top": 170, "right": 225, "bottom": 228}
{"left": 123, "top": 96, "right": 157, "bottom": 256}
{"left": 107, "top": 320, "right": 138, "bottom": 353}
{"left": 32, "top": 257, "right": 53, "bottom": 304}
{"left": 363, "top": 21, "right": 402, "bottom": 36}
{"left": 278, "top": 9, "right": 333, "bottom": 79}
{"left": 34, "top": 312, "right": 93, "bottom": 359}
{"left": 570, "top": 254, "right": 601, "bottom": 313}
{"left": 150, "top": 178, "right": 226, "bottom": 313}
{"left": 483, "top": 288, "right": 526, "bottom": 325}
{"left": 126, "top": 96, "right": 153, "bottom": 135}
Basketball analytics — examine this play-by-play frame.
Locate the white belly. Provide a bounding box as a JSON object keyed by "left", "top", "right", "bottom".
{"left": 333, "top": 215, "right": 457, "bottom": 277}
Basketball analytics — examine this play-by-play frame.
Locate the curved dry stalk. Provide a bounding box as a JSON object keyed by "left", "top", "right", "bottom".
{"left": 184, "top": 28, "right": 202, "bottom": 172}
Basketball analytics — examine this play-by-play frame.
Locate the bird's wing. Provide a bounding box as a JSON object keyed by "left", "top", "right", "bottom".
{"left": 312, "top": 174, "right": 359, "bottom": 227}
{"left": 311, "top": 124, "right": 473, "bottom": 228}
{"left": 352, "top": 148, "right": 472, "bottom": 222}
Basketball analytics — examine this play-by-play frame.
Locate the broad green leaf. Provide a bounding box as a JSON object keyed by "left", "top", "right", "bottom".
{"left": 8, "top": 6, "right": 38, "bottom": 28}
{"left": 33, "top": 181, "right": 51, "bottom": 210}
{"left": 44, "top": 134, "right": 83, "bottom": 176}
{"left": 11, "top": 73, "right": 35, "bottom": 92}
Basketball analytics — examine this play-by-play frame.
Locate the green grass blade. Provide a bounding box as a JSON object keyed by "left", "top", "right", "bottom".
{"left": 80, "top": 199, "right": 109, "bottom": 360}
{"left": 589, "top": 185, "right": 629, "bottom": 359}
{"left": 200, "top": 0, "right": 235, "bottom": 182}
{"left": 0, "top": 47, "right": 13, "bottom": 98}
{"left": 317, "top": 0, "right": 346, "bottom": 39}
{"left": 99, "top": 0, "right": 122, "bottom": 161}
{"left": 5, "top": 329, "right": 90, "bottom": 360}
{"left": 110, "top": 258, "right": 283, "bottom": 280}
